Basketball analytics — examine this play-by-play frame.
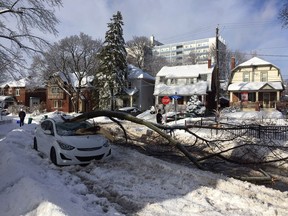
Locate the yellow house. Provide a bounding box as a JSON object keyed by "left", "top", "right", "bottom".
{"left": 228, "top": 57, "right": 285, "bottom": 111}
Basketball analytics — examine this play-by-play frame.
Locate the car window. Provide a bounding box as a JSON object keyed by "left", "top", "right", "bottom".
{"left": 55, "top": 121, "right": 94, "bottom": 136}
{"left": 40, "top": 121, "right": 54, "bottom": 134}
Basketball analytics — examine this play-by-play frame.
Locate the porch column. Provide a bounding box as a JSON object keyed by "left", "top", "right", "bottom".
{"left": 130, "top": 95, "right": 133, "bottom": 107}
{"left": 277, "top": 91, "right": 280, "bottom": 101}
{"left": 229, "top": 92, "right": 233, "bottom": 102}
{"left": 256, "top": 92, "right": 259, "bottom": 101}
{"left": 155, "top": 95, "right": 159, "bottom": 106}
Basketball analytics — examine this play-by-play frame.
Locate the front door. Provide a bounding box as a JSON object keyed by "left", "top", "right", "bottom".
{"left": 263, "top": 93, "right": 270, "bottom": 108}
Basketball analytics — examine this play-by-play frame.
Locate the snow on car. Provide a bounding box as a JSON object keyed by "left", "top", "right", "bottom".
{"left": 33, "top": 117, "right": 111, "bottom": 166}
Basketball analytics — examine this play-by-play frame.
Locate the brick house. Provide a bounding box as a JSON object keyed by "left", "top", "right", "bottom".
{"left": 0, "top": 77, "right": 46, "bottom": 110}
{"left": 46, "top": 72, "right": 93, "bottom": 113}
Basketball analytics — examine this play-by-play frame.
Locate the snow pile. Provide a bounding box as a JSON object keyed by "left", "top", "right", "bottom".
{"left": 0, "top": 113, "right": 288, "bottom": 215}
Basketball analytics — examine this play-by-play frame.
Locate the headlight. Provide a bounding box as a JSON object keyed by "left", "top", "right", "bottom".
{"left": 103, "top": 140, "right": 110, "bottom": 147}
{"left": 57, "top": 140, "right": 75, "bottom": 150}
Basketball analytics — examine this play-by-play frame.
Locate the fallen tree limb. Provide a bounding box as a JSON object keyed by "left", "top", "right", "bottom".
{"left": 234, "top": 169, "right": 276, "bottom": 184}
{"left": 69, "top": 110, "right": 204, "bottom": 169}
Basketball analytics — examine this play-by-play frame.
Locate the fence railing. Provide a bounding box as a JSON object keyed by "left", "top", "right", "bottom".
{"left": 185, "top": 119, "right": 288, "bottom": 140}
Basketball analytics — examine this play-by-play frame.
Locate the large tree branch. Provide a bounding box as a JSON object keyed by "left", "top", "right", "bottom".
{"left": 68, "top": 110, "right": 204, "bottom": 169}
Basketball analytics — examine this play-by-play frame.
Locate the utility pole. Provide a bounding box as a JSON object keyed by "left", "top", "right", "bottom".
{"left": 216, "top": 26, "right": 220, "bottom": 113}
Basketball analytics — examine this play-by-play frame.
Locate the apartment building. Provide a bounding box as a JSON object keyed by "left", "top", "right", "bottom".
{"left": 151, "top": 36, "right": 226, "bottom": 65}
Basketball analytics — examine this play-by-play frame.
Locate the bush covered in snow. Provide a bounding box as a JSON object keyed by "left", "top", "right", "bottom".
{"left": 186, "top": 95, "right": 206, "bottom": 116}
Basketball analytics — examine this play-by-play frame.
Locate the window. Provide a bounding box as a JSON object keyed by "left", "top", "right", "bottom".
{"left": 54, "top": 100, "right": 63, "bottom": 108}
{"left": 51, "top": 87, "right": 61, "bottom": 94}
{"left": 260, "top": 72, "right": 268, "bottom": 82}
{"left": 248, "top": 93, "right": 256, "bottom": 102}
{"left": 170, "top": 78, "right": 177, "bottom": 85}
{"left": 199, "top": 74, "right": 207, "bottom": 81}
{"left": 186, "top": 78, "right": 193, "bottom": 84}
{"left": 159, "top": 76, "right": 165, "bottom": 83}
{"left": 128, "top": 81, "right": 132, "bottom": 88}
{"left": 243, "top": 72, "right": 250, "bottom": 82}
{"left": 15, "top": 89, "right": 20, "bottom": 96}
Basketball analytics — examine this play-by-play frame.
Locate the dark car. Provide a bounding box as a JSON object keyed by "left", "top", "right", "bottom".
{"left": 118, "top": 107, "right": 142, "bottom": 116}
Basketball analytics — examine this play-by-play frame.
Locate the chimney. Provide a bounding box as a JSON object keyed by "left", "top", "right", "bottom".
{"left": 231, "top": 57, "right": 236, "bottom": 70}
{"left": 150, "top": 35, "right": 155, "bottom": 46}
{"left": 208, "top": 59, "right": 211, "bottom": 68}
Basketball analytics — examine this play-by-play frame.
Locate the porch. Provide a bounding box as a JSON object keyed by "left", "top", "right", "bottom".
{"left": 229, "top": 91, "right": 281, "bottom": 111}
{"left": 229, "top": 101, "right": 277, "bottom": 111}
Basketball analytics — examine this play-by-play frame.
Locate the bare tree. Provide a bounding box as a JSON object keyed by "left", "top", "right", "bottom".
{"left": 145, "top": 55, "right": 168, "bottom": 77}
{"left": 32, "top": 33, "right": 102, "bottom": 112}
{"left": 184, "top": 51, "right": 198, "bottom": 65}
{"left": 126, "top": 36, "right": 152, "bottom": 69}
{"left": 279, "top": 2, "right": 288, "bottom": 28}
{"left": 0, "top": 0, "right": 62, "bottom": 77}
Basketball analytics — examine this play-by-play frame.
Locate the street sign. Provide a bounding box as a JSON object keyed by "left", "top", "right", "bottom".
{"left": 161, "top": 96, "right": 170, "bottom": 105}
{"left": 171, "top": 95, "right": 182, "bottom": 100}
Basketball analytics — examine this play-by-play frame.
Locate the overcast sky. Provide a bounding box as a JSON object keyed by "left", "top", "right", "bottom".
{"left": 53, "top": 0, "right": 288, "bottom": 78}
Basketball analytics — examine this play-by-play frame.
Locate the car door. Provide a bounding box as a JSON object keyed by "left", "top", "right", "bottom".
{"left": 37, "top": 120, "right": 56, "bottom": 155}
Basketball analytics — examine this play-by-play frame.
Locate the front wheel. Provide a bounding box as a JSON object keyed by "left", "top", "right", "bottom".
{"left": 50, "top": 147, "right": 58, "bottom": 166}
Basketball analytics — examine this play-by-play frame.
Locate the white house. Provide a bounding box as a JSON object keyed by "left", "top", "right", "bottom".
{"left": 153, "top": 62, "right": 216, "bottom": 111}
{"left": 123, "top": 65, "right": 155, "bottom": 110}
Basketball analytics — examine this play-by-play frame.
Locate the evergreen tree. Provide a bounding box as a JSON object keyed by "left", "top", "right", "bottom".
{"left": 95, "top": 11, "right": 127, "bottom": 110}
{"left": 186, "top": 95, "right": 206, "bottom": 116}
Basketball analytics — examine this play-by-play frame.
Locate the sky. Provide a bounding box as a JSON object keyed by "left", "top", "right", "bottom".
{"left": 50, "top": 0, "right": 288, "bottom": 78}
{"left": 0, "top": 110, "right": 288, "bottom": 215}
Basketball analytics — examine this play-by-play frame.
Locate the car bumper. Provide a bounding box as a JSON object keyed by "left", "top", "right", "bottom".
{"left": 57, "top": 147, "right": 112, "bottom": 165}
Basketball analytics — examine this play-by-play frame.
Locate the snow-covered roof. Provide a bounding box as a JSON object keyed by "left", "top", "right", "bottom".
{"left": 128, "top": 64, "right": 155, "bottom": 81}
{"left": 0, "top": 77, "right": 45, "bottom": 89}
{"left": 154, "top": 81, "right": 209, "bottom": 96}
{"left": 157, "top": 64, "right": 214, "bottom": 78}
{"left": 238, "top": 57, "right": 273, "bottom": 67}
{"left": 124, "top": 87, "right": 139, "bottom": 96}
{"left": 228, "top": 82, "right": 284, "bottom": 91}
{"left": 0, "top": 78, "right": 28, "bottom": 88}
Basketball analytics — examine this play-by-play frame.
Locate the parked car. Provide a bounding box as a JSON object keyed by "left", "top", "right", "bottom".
{"left": 33, "top": 118, "right": 111, "bottom": 166}
{"left": 118, "top": 106, "right": 142, "bottom": 116}
{"left": 162, "top": 111, "right": 184, "bottom": 122}
{"left": 0, "top": 108, "right": 9, "bottom": 116}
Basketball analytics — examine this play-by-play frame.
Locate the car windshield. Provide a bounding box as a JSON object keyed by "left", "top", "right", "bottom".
{"left": 55, "top": 121, "right": 98, "bottom": 136}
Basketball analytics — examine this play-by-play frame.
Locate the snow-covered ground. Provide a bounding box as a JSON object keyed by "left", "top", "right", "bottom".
{"left": 0, "top": 111, "right": 288, "bottom": 216}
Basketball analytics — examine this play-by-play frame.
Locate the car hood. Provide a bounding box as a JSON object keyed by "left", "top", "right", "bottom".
{"left": 57, "top": 134, "right": 108, "bottom": 148}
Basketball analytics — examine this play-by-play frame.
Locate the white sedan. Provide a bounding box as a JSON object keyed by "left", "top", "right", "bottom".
{"left": 33, "top": 118, "right": 111, "bottom": 166}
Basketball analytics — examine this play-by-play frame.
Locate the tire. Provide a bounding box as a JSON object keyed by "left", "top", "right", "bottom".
{"left": 33, "top": 137, "right": 38, "bottom": 151}
{"left": 50, "top": 147, "right": 58, "bottom": 166}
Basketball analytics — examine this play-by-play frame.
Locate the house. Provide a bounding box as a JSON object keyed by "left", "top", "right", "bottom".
{"left": 153, "top": 60, "right": 216, "bottom": 112}
{"left": 227, "top": 57, "right": 285, "bottom": 110}
{"left": 122, "top": 65, "right": 155, "bottom": 110}
{"left": 0, "top": 77, "right": 46, "bottom": 110}
{"left": 46, "top": 72, "right": 94, "bottom": 113}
